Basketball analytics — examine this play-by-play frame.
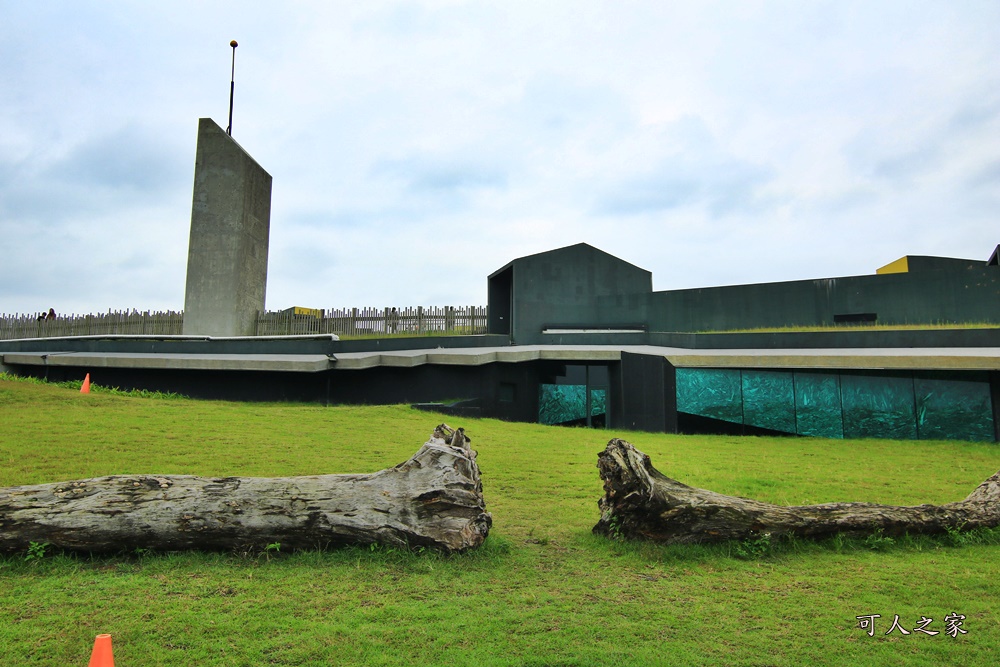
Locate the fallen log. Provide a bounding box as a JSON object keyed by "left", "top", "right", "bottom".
{"left": 594, "top": 438, "right": 1000, "bottom": 544}
{"left": 0, "top": 424, "right": 491, "bottom": 555}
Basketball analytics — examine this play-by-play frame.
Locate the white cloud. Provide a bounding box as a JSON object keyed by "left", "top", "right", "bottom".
{"left": 1, "top": 0, "right": 998, "bottom": 315}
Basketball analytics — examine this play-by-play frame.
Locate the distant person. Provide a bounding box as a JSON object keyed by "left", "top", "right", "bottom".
{"left": 46, "top": 308, "right": 57, "bottom": 320}
{"left": 37, "top": 313, "right": 45, "bottom": 322}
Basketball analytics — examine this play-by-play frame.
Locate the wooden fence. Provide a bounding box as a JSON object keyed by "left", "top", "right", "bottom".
{"left": 256, "top": 306, "right": 488, "bottom": 337}
{"left": 0, "top": 310, "right": 185, "bottom": 340}
{"left": 0, "top": 306, "right": 488, "bottom": 340}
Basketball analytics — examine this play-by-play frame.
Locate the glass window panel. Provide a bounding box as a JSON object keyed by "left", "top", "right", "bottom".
{"left": 676, "top": 368, "right": 743, "bottom": 424}
{"left": 842, "top": 374, "right": 917, "bottom": 440}
{"left": 589, "top": 388, "right": 607, "bottom": 418}
{"left": 742, "top": 370, "right": 796, "bottom": 433}
{"left": 539, "top": 384, "right": 587, "bottom": 425}
{"left": 793, "top": 372, "right": 844, "bottom": 439}
{"left": 590, "top": 388, "right": 607, "bottom": 428}
{"left": 914, "top": 374, "right": 995, "bottom": 442}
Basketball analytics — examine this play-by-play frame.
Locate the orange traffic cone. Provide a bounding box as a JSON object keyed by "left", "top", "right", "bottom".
{"left": 88, "top": 634, "right": 114, "bottom": 667}
{"left": 80, "top": 373, "right": 91, "bottom": 394}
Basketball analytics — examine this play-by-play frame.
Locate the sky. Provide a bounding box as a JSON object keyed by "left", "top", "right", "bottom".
{"left": 1, "top": 1, "right": 998, "bottom": 316}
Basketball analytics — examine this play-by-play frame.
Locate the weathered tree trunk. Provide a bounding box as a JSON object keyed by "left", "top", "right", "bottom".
{"left": 594, "top": 438, "right": 1000, "bottom": 544}
{"left": 0, "top": 424, "right": 491, "bottom": 554}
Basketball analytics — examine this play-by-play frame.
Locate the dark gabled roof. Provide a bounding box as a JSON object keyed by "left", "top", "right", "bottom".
{"left": 488, "top": 242, "right": 650, "bottom": 279}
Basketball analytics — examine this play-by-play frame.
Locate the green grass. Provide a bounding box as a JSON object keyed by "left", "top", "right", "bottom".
{"left": 1, "top": 377, "right": 999, "bottom": 665}
{"left": 0, "top": 371, "right": 186, "bottom": 400}
{"left": 695, "top": 322, "right": 998, "bottom": 334}
{"left": 337, "top": 328, "right": 485, "bottom": 340}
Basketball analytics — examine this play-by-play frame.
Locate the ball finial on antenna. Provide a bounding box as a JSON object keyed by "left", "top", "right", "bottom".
{"left": 227, "top": 40, "right": 239, "bottom": 136}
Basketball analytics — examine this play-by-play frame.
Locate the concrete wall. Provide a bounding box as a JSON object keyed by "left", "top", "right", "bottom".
{"left": 183, "top": 118, "right": 272, "bottom": 336}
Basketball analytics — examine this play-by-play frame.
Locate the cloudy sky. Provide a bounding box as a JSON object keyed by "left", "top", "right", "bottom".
{"left": 2, "top": 1, "right": 998, "bottom": 316}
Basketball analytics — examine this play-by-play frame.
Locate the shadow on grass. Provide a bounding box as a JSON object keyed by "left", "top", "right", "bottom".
{"left": 0, "top": 533, "right": 518, "bottom": 575}
{"left": 583, "top": 524, "right": 1000, "bottom": 564}
{"left": 2, "top": 527, "right": 998, "bottom": 575}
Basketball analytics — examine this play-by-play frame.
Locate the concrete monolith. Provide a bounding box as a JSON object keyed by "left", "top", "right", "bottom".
{"left": 182, "top": 118, "right": 272, "bottom": 337}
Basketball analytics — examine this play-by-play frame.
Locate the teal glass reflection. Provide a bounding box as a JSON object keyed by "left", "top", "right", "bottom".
{"left": 590, "top": 389, "right": 607, "bottom": 417}
{"left": 538, "top": 384, "right": 587, "bottom": 425}
{"left": 794, "top": 372, "right": 844, "bottom": 439}
{"left": 842, "top": 374, "right": 917, "bottom": 439}
{"left": 676, "top": 368, "right": 743, "bottom": 424}
{"left": 742, "top": 370, "right": 795, "bottom": 433}
{"left": 675, "top": 365, "right": 995, "bottom": 442}
{"left": 914, "top": 374, "right": 994, "bottom": 442}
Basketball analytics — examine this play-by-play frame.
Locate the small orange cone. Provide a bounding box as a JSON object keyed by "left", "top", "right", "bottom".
{"left": 80, "top": 373, "right": 91, "bottom": 394}
{"left": 88, "top": 634, "right": 114, "bottom": 667}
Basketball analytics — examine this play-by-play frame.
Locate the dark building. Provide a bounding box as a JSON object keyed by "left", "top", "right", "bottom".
{"left": 2, "top": 243, "right": 998, "bottom": 442}
{"left": 488, "top": 243, "right": 652, "bottom": 341}
{"left": 488, "top": 243, "right": 1000, "bottom": 341}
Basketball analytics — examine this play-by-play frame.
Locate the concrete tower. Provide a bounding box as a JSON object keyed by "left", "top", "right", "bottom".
{"left": 182, "top": 118, "right": 272, "bottom": 336}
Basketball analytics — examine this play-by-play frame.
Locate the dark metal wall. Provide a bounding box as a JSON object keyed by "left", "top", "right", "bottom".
{"left": 9, "top": 359, "right": 545, "bottom": 424}
{"left": 611, "top": 353, "right": 676, "bottom": 433}
{"left": 644, "top": 266, "right": 1000, "bottom": 332}
{"left": 992, "top": 371, "right": 1000, "bottom": 443}
{"left": 487, "top": 245, "right": 999, "bottom": 340}
{"left": 488, "top": 243, "right": 652, "bottom": 344}
{"left": 488, "top": 267, "right": 513, "bottom": 336}
{"left": 0, "top": 334, "right": 511, "bottom": 357}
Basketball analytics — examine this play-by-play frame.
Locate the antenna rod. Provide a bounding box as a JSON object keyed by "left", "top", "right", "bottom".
{"left": 227, "top": 40, "right": 238, "bottom": 136}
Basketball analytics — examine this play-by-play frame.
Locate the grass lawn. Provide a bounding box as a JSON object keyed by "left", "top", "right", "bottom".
{"left": 696, "top": 323, "right": 999, "bottom": 334}
{"left": 1, "top": 377, "right": 999, "bottom": 666}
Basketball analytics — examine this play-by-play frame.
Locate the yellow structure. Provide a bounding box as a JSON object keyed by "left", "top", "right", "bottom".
{"left": 281, "top": 307, "right": 323, "bottom": 318}
{"left": 876, "top": 256, "right": 909, "bottom": 275}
